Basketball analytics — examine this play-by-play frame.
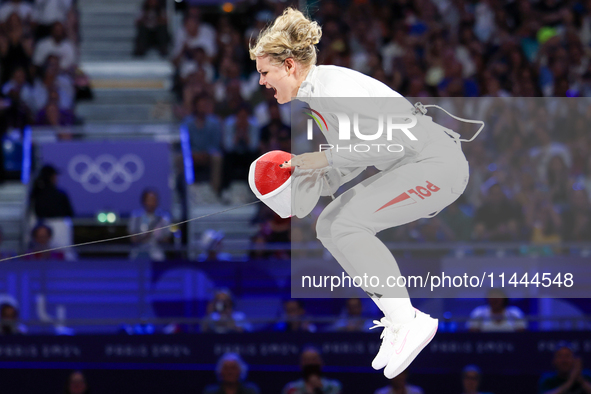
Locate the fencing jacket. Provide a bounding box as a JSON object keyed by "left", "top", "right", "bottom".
{"left": 285, "top": 65, "right": 479, "bottom": 218}
{"left": 296, "top": 65, "right": 451, "bottom": 174}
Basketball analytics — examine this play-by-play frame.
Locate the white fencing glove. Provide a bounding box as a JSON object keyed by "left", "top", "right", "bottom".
{"left": 248, "top": 150, "right": 293, "bottom": 218}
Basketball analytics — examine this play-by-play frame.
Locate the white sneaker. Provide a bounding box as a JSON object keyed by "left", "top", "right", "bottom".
{"left": 383, "top": 309, "right": 438, "bottom": 379}
{"left": 370, "top": 317, "right": 404, "bottom": 370}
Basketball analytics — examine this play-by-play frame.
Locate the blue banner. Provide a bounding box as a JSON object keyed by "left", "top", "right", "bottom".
{"left": 40, "top": 141, "right": 171, "bottom": 217}
{"left": 0, "top": 332, "right": 589, "bottom": 375}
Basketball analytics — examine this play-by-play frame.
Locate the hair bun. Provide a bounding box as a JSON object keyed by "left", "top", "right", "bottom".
{"left": 250, "top": 8, "right": 322, "bottom": 68}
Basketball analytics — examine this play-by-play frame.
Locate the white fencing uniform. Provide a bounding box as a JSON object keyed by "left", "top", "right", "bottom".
{"left": 296, "top": 65, "right": 476, "bottom": 322}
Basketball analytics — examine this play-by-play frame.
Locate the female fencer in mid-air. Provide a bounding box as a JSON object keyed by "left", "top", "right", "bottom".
{"left": 249, "top": 8, "right": 480, "bottom": 378}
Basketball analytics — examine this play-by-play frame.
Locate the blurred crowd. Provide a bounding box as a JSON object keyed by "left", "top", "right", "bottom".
{"left": 36, "top": 344, "right": 564, "bottom": 394}
{"left": 218, "top": 345, "right": 591, "bottom": 394}
{"left": 0, "top": 344, "right": 588, "bottom": 393}
{"left": 0, "top": 0, "right": 91, "bottom": 136}
{"left": 1, "top": 291, "right": 590, "bottom": 393}
{"left": 150, "top": 0, "right": 591, "bottom": 251}
{"left": 5, "top": 0, "right": 590, "bottom": 257}
{"left": 197, "top": 346, "right": 591, "bottom": 394}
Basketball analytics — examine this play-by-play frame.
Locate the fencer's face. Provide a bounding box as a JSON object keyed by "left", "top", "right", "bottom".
{"left": 256, "top": 56, "right": 299, "bottom": 104}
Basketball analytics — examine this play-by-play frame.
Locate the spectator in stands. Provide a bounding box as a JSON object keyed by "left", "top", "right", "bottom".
{"left": 411, "top": 217, "right": 456, "bottom": 243}
{"left": 439, "top": 199, "right": 473, "bottom": 241}
{"left": 329, "top": 298, "right": 373, "bottom": 332}
{"left": 249, "top": 232, "right": 268, "bottom": 260}
{"left": 252, "top": 206, "right": 290, "bottom": 260}
{"left": 128, "top": 188, "right": 171, "bottom": 261}
{"left": 133, "top": 0, "right": 169, "bottom": 57}
{"left": 172, "top": 11, "right": 217, "bottom": 66}
{"left": 29, "top": 164, "right": 73, "bottom": 219}
{"left": 0, "top": 0, "right": 33, "bottom": 25}
{"left": 28, "top": 55, "right": 75, "bottom": 114}
{"left": 162, "top": 1, "right": 591, "bottom": 254}
{"left": 179, "top": 46, "right": 214, "bottom": 85}
{"left": 274, "top": 299, "right": 316, "bottom": 333}
{"left": 467, "top": 288, "right": 527, "bottom": 332}
{"left": 1, "top": 66, "right": 33, "bottom": 129}
{"left": 530, "top": 195, "right": 562, "bottom": 245}
{"left": 64, "top": 370, "right": 90, "bottom": 394}
{"left": 547, "top": 156, "right": 572, "bottom": 208}
{"left": 26, "top": 223, "right": 65, "bottom": 260}
{"left": 215, "top": 15, "right": 246, "bottom": 70}
{"left": 198, "top": 229, "right": 232, "bottom": 262}
{"left": 580, "top": 156, "right": 591, "bottom": 203}
{"left": 32, "top": 0, "right": 74, "bottom": 40}
{"left": 282, "top": 346, "right": 342, "bottom": 394}
{"left": 213, "top": 76, "right": 246, "bottom": 118}
{"left": 183, "top": 93, "right": 222, "bottom": 195}
{"left": 529, "top": 129, "right": 572, "bottom": 185}
{"left": 561, "top": 189, "right": 591, "bottom": 242}
{"left": 203, "top": 353, "right": 260, "bottom": 394}
{"left": 33, "top": 21, "right": 76, "bottom": 71}
{"left": 0, "top": 12, "right": 33, "bottom": 85}
{"left": 2, "top": 66, "right": 33, "bottom": 105}
{"left": 202, "top": 288, "right": 251, "bottom": 333}
{"left": 374, "top": 369, "right": 424, "bottom": 394}
{"left": 29, "top": 164, "right": 75, "bottom": 258}
{"left": 461, "top": 365, "right": 493, "bottom": 394}
{"left": 253, "top": 85, "right": 291, "bottom": 128}
{"left": 539, "top": 346, "right": 591, "bottom": 394}
{"left": 473, "top": 183, "right": 524, "bottom": 241}
{"left": 258, "top": 100, "right": 290, "bottom": 154}
{"left": 0, "top": 302, "right": 26, "bottom": 335}
{"left": 222, "top": 103, "right": 259, "bottom": 189}
{"left": 176, "top": 66, "right": 209, "bottom": 118}
{"left": 35, "top": 97, "right": 74, "bottom": 126}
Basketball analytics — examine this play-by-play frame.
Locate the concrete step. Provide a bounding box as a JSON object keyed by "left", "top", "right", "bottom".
{"left": 79, "top": 13, "right": 134, "bottom": 27}
{"left": 80, "top": 60, "right": 173, "bottom": 79}
{"left": 76, "top": 102, "right": 172, "bottom": 123}
{"left": 0, "top": 182, "right": 27, "bottom": 201}
{"left": 81, "top": 40, "right": 134, "bottom": 52}
{"left": 78, "top": 0, "right": 144, "bottom": 4}
{"left": 1, "top": 240, "right": 20, "bottom": 252}
{"left": 0, "top": 204, "right": 25, "bottom": 220}
{"left": 90, "top": 89, "right": 174, "bottom": 105}
{"left": 78, "top": 0, "right": 143, "bottom": 7}
{"left": 80, "top": 52, "right": 136, "bottom": 62}
{"left": 81, "top": 25, "right": 135, "bottom": 40}
{"left": 79, "top": 4, "right": 139, "bottom": 14}
{"left": 0, "top": 219, "right": 22, "bottom": 238}
{"left": 80, "top": 51, "right": 170, "bottom": 62}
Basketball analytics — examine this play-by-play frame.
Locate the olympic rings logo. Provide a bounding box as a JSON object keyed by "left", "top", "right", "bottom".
{"left": 67, "top": 154, "right": 145, "bottom": 193}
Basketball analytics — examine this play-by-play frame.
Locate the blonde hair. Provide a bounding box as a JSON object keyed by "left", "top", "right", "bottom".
{"left": 249, "top": 8, "right": 322, "bottom": 69}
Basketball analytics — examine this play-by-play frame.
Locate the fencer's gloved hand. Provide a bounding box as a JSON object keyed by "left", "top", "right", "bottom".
{"left": 280, "top": 151, "right": 329, "bottom": 170}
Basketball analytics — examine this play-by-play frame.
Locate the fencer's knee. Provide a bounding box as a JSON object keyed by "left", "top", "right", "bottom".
{"left": 315, "top": 213, "right": 332, "bottom": 245}
{"left": 330, "top": 214, "right": 373, "bottom": 248}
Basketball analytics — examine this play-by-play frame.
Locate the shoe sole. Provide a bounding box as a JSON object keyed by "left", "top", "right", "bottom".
{"left": 383, "top": 319, "right": 438, "bottom": 379}
{"left": 372, "top": 355, "right": 389, "bottom": 370}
